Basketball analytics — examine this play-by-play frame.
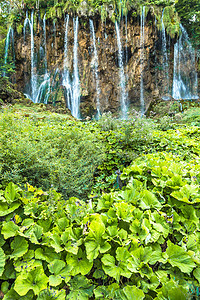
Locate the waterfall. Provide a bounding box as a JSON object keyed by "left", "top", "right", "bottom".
{"left": 172, "top": 24, "right": 198, "bottom": 100}
{"left": 125, "top": 15, "right": 128, "bottom": 65}
{"left": 63, "top": 15, "right": 73, "bottom": 111}
{"left": 72, "top": 16, "right": 80, "bottom": 119}
{"left": 3, "top": 26, "right": 15, "bottom": 76}
{"left": 35, "top": 13, "right": 50, "bottom": 104}
{"left": 115, "top": 22, "right": 128, "bottom": 119}
{"left": 89, "top": 19, "right": 101, "bottom": 118}
{"left": 24, "top": 11, "right": 37, "bottom": 101}
{"left": 24, "top": 12, "right": 50, "bottom": 104}
{"left": 43, "top": 14, "right": 48, "bottom": 73}
{"left": 140, "top": 6, "right": 145, "bottom": 115}
{"left": 161, "top": 9, "right": 170, "bottom": 100}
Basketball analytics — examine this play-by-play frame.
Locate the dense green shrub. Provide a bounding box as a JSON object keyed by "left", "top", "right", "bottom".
{"left": 0, "top": 110, "right": 104, "bottom": 199}
{"left": 1, "top": 152, "right": 200, "bottom": 298}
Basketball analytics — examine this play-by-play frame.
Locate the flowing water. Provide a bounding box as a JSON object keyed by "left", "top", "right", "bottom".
{"left": 161, "top": 9, "right": 170, "bottom": 100}
{"left": 63, "top": 15, "right": 73, "bottom": 110}
{"left": 24, "top": 11, "right": 37, "bottom": 101}
{"left": 72, "top": 16, "right": 80, "bottom": 119}
{"left": 24, "top": 12, "right": 51, "bottom": 103}
{"left": 3, "top": 26, "right": 15, "bottom": 76}
{"left": 172, "top": 24, "right": 198, "bottom": 100}
{"left": 89, "top": 19, "right": 101, "bottom": 118}
{"left": 115, "top": 22, "right": 128, "bottom": 119}
{"left": 43, "top": 14, "right": 48, "bottom": 73}
{"left": 35, "top": 14, "right": 51, "bottom": 104}
{"left": 140, "top": 6, "right": 145, "bottom": 115}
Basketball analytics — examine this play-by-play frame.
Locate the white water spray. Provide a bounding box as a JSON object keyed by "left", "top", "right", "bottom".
{"left": 161, "top": 9, "right": 170, "bottom": 100}
{"left": 24, "top": 11, "right": 37, "bottom": 101}
{"left": 89, "top": 19, "right": 101, "bottom": 117}
{"left": 172, "top": 24, "right": 198, "bottom": 100}
{"left": 140, "top": 6, "right": 145, "bottom": 115}
{"left": 115, "top": 21, "right": 128, "bottom": 119}
{"left": 72, "top": 17, "right": 80, "bottom": 118}
{"left": 63, "top": 15, "right": 73, "bottom": 110}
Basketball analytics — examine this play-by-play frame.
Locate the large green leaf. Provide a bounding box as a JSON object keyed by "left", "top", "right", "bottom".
{"left": 171, "top": 184, "right": 200, "bottom": 204}
{"left": 49, "top": 233, "right": 63, "bottom": 253}
{"left": 1, "top": 260, "right": 15, "bottom": 280}
{"left": 85, "top": 215, "right": 111, "bottom": 261}
{"left": 66, "top": 275, "right": 93, "bottom": 300}
{"left": 114, "top": 202, "right": 134, "bottom": 222}
{"left": 0, "top": 201, "right": 21, "bottom": 217}
{"left": 85, "top": 239, "right": 111, "bottom": 262}
{"left": 139, "top": 190, "right": 162, "bottom": 210}
{"left": 123, "top": 285, "right": 145, "bottom": 300}
{"left": 101, "top": 249, "right": 132, "bottom": 282}
{"left": 94, "top": 286, "right": 109, "bottom": 299}
{"left": 4, "top": 289, "right": 34, "bottom": 300}
{"left": 0, "top": 247, "right": 5, "bottom": 276}
{"left": 48, "top": 259, "right": 71, "bottom": 286}
{"left": 130, "top": 218, "right": 151, "bottom": 242}
{"left": 37, "top": 288, "right": 66, "bottom": 300}
{"left": 193, "top": 267, "right": 200, "bottom": 283}
{"left": 23, "top": 224, "right": 43, "bottom": 244}
{"left": 166, "top": 240, "right": 196, "bottom": 273}
{"left": 127, "top": 247, "right": 153, "bottom": 278}
{"left": 4, "top": 183, "right": 20, "bottom": 202}
{"left": 155, "top": 280, "right": 188, "bottom": 300}
{"left": 1, "top": 221, "right": 19, "bottom": 239}
{"left": 10, "top": 236, "right": 28, "bottom": 260}
{"left": 14, "top": 266, "right": 48, "bottom": 296}
{"left": 61, "top": 227, "right": 82, "bottom": 255}
{"left": 35, "top": 247, "right": 60, "bottom": 263}
{"left": 14, "top": 249, "right": 42, "bottom": 272}
{"left": 66, "top": 248, "right": 93, "bottom": 276}
{"left": 96, "top": 194, "right": 114, "bottom": 211}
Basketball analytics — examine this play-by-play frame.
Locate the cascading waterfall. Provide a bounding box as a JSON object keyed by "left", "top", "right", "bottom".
{"left": 35, "top": 14, "right": 50, "bottom": 104}
{"left": 154, "top": 16, "right": 158, "bottom": 90}
{"left": 140, "top": 6, "right": 145, "bottom": 115}
{"left": 161, "top": 8, "right": 170, "bottom": 100}
{"left": 115, "top": 21, "right": 128, "bottom": 119}
{"left": 3, "top": 26, "right": 15, "bottom": 75}
{"left": 24, "top": 12, "right": 50, "bottom": 103}
{"left": 72, "top": 16, "right": 80, "bottom": 119}
{"left": 172, "top": 24, "right": 198, "bottom": 100}
{"left": 24, "top": 11, "right": 37, "bottom": 101}
{"left": 43, "top": 14, "right": 48, "bottom": 73}
{"left": 125, "top": 15, "right": 128, "bottom": 65}
{"left": 63, "top": 15, "right": 73, "bottom": 110}
{"left": 125, "top": 15, "right": 129, "bottom": 91}
{"left": 89, "top": 19, "right": 101, "bottom": 118}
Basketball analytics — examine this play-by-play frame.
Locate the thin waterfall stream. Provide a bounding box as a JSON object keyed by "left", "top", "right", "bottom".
{"left": 72, "top": 16, "right": 80, "bottom": 119}
{"left": 161, "top": 8, "right": 170, "bottom": 100}
{"left": 89, "top": 19, "right": 101, "bottom": 118}
{"left": 172, "top": 24, "right": 198, "bottom": 100}
{"left": 115, "top": 21, "right": 128, "bottom": 119}
{"left": 3, "top": 26, "right": 14, "bottom": 76}
{"left": 140, "top": 6, "right": 145, "bottom": 115}
{"left": 24, "top": 11, "right": 37, "bottom": 101}
{"left": 63, "top": 15, "right": 72, "bottom": 111}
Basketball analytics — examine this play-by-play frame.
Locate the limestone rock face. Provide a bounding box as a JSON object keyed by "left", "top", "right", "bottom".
{"left": 13, "top": 12, "right": 177, "bottom": 117}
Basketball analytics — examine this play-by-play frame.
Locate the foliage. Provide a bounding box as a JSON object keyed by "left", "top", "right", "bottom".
{"left": 2, "top": 106, "right": 200, "bottom": 199}
{"left": 0, "top": 108, "right": 104, "bottom": 199}
{"left": 1, "top": 151, "right": 200, "bottom": 298}
{"left": 175, "top": 0, "right": 200, "bottom": 49}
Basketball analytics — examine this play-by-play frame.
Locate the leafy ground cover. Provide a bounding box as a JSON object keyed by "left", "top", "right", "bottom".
{"left": 1, "top": 104, "right": 200, "bottom": 298}
{"left": 1, "top": 152, "right": 200, "bottom": 299}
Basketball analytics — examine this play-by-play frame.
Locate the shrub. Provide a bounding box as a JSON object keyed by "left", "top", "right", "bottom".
{"left": 0, "top": 110, "right": 104, "bottom": 199}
